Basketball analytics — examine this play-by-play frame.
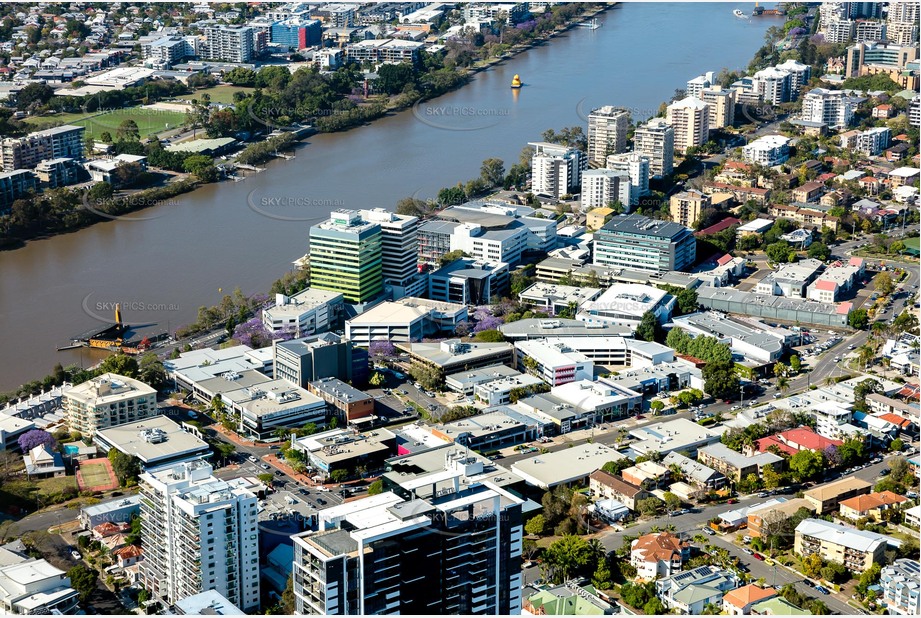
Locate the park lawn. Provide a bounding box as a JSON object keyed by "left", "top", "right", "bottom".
{"left": 179, "top": 85, "right": 254, "bottom": 104}
{"left": 0, "top": 475, "right": 78, "bottom": 511}
{"left": 23, "top": 110, "right": 95, "bottom": 129}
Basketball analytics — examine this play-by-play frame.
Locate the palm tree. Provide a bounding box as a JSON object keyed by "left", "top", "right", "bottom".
{"left": 587, "top": 539, "right": 606, "bottom": 566}
{"left": 668, "top": 463, "right": 685, "bottom": 483}
{"left": 777, "top": 376, "right": 790, "bottom": 395}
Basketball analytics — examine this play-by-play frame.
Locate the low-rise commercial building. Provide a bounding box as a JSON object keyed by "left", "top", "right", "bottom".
{"left": 307, "top": 377, "right": 373, "bottom": 425}
{"left": 428, "top": 258, "right": 509, "bottom": 305}
{"left": 512, "top": 443, "right": 625, "bottom": 490}
{"left": 402, "top": 339, "right": 515, "bottom": 378}
{"left": 630, "top": 418, "right": 721, "bottom": 457}
{"left": 345, "top": 297, "right": 467, "bottom": 346}
{"left": 697, "top": 286, "right": 853, "bottom": 328}
{"left": 445, "top": 365, "right": 522, "bottom": 397}
{"left": 80, "top": 495, "right": 141, "bottom": 530}
{"left": 261, "top": 289, "right": 343, "bottom": 338}
{"left": 519, "top": 282, "right": 602, "bottom": 316}
{"left": 578, "top": 283, "right": 676, "bottom": 328}
{"left": 273, "top": 333, "right": 363, "bottom": 389}
{"left": 550, "top": 379, "right": 643, "bottom": 422}
{"left": 294, "top": 427, "right": 396, "bottom": 479}
{"left": 513, "top": 339, "right": 593, "bottom": 387}
{"left": 94, "top": 416, "right": 210, "bottom": 471}
{"left": 755, "top": 259, "right": 825, "bottom": 298}
{"left": 670, "top": 312, "right": 785, "bottom": 364}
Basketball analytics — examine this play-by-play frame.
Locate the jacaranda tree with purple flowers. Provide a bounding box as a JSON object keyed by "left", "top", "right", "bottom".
{"left": 369, "top": 340, "right": 397, "bottom": 359}
{"left": 18, "top": 429, "right": 57, "bottom": 453}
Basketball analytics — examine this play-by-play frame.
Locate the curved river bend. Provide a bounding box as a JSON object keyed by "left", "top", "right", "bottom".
{"left": 0, "top": 3, "right": 776, "bottom": 389}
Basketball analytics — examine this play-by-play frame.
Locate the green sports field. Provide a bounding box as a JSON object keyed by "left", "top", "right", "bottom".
{"left": 25, "top": 106, "right": 188, "bottom": 140}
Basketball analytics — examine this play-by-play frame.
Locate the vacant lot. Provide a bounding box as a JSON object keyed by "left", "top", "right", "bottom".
{"left": 177, "top": 85, "right": 254, "bottom": 105}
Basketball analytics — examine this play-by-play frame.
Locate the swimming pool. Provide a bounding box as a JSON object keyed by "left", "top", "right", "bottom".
{"left": 63, "top": 445, "right": 80, "bottom": 455}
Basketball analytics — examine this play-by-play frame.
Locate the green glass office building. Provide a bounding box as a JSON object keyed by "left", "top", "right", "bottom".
{"left": 309, "top": 210, "right": 383, "bottom": 303}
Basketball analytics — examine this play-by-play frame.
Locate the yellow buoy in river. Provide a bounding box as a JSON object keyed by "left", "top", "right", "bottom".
{"left": 511, "top": 74, "right": 522, "bottom": 89}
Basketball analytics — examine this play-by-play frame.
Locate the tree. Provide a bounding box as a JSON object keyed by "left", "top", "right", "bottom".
{"left": 330, "top": 469, "right": 349, "bottom": 483}
{"left": 807, "top": 242, "right": 831, "bottom": 261}
{"left": 16, "top": 82, "right": 55, "bottom": 110}
{"left": 375, "top": 63, "right": 416, "bottom": 95}
{"left": 182, "top": 154, "right": 218, "bottom": 182}
{"left": 108, "top": 449, "right": 141, "bottom": 486}
{"left": 650, "top": 400, "right": 665, "bottom": 415}
{"left": 601, "top": 459, "right": 631, "bottom": 476}
{"left": 258, "top": 473, "right": 274, "bottom": 485}
{"left": 525, "top": 514, "right": 546, "bottom": 536}
{"left": 115, "top": 119, "right": 140, "bottom": 142}
{"left": 663, "top": 492, "right": 681, "bottom": 513}
{"left": 848, "top": 308, "right": 869, "bottom": 330}
{"left": 67, "top": 564, "right": 98, "bottom": 603}
{"left": 635, "top": 311, "right": 660, "bottom": 342}
{"left": 789, "top": 449, "right": 825, "bottom": 482}
{"left": 766, "top": 241, "right": 793, "bottom": 263}
{"left": 762, "top": 464, "right": 782, "bottom": 490}
{"left": 854, "top": 378, "right": 882, "bottom": 411}
{"left": 643, "top": 598, "right": 667, "bottom": 615}
{"left": 17, "top": 429, "right": 56, "bottom": 453}
{"left": 790, "top": 355, "right": 801, "bottom": 374}
{"left": 480, "top": 158, "right": 506, "bottom": 187}
{"left": 369, "top": 372, "right": 386, "bottom": 387}
{"left": 703, "top": 359, "right": 740, "bottom": 401}
{"left": 890, "top": 438, "right": 904, "bottom": 452}
{"left": 97, "top": 354, "right": 139, "bottom": 379}
{"left": 636, "top": 497, "right": 663, "bottom": 516}
{"left": 801, "top": 552, "right": 823, "bottom": 578}
{"left": 544, "top": 535, "right": 592, "bottom": 582}
{"left": 875, "top": 272, "right": 894, "bottom": 296}
{"left": 368, "top": 480, "right": 383, "bottom": 495}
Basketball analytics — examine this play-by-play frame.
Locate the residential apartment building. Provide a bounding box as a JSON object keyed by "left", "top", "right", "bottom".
{"left": 514, "top": 339, "right": 593, "bottom": 386}
{"left": 360, "top": 208, "right": 418, "bottom": 287}
{"left": 855, "top": 19, "right": 886, "bottom": 42}
{"left": 140, "top": 461, "right": 260, "bottom": 612}
{"left": 880, "top": 559, "right": 921, "bottom": 616}
{"left": 803, "top": 476, "right": 872, "bottom": 514}
{"left": 309, "top": 210, "right": 383, "bottom": 303}
{"left": 594, "top": 214, "right": 696, "bottom": 273}
{"left": 669, "top": 190, "right": 711, "bottom": 228}
{"left": 580, "top": 168, "right": 630, "bottom": 210}
{"left": 261, "top": 289, "right": 344, "bottom": 338}
{"left": 587, "top": 106, "right": 629, "bottom": 163}
{"left": 752, "top": 67, "right": 792, "bottom": 104}
{"left": 768, "top": 204, "right": 840, "bottom": 233}
{"left": 633, "top": 118, "right": 675, "bottom": 178}
{"left": 656, "top": 566, "right": 739, "bottom": 615}
{"left": 838, "top": 490, "right": 908, "bottom": 522}
{"left": 775, "top": 59, "right": 812, "bottom": 97}
{"left": 1, "top": 125, "right": 85, "bottom": 171}
{"left": 63, "top": 373, "right": 157, "bottom": 435}
{"left": 886, "top": 0, "right": 920, "bottom": 45}
{"left": 697, "top": 443, "right": 784, "bottom": 482}
{"left": 344, "top": 39, "right": 424, "bottom": 64}
{"left": 666, "top": 96, "right": 710, "bottom": 155}
{"left": 605, "top": 151, "right": 650, "bottom": 206}
{"left": 825, "top": 18, "right": 856, "bottom": 43}
{"left": 686, "top": 71, "right": 714, "bottom": 98}
{"left": 530, "top": 141, "right": 585, "bottom": 199}
{"left": 800, "top": 88, "right": 857, "bottom": 130}
{"left": 291, "top": 455, "right": 524, "bottom": 614}
{"left": 34, "top": 157, "right": 81, "bottom": 188}
{"left": 0, "top": 169, "right": 37, "bottom": 212}
{"left": 141, "top": 35, "right": 198, "bottom": 68}
{"left": 700, "top": 86, "right": 736, "bottom": 129}
{"left": 588, "top": 469, "right": 650, "bottom": 510}
{"left": 742, "top": 135, "right": 791, "bottom": 166}
{"left": 855, "top": 126, "right": 891, "bottom": 155}
{"left": 794, "top": 518, "right": 892, "bottom": 573}
{"left": 203, "top": 26, "right": 255, "bottom": 63}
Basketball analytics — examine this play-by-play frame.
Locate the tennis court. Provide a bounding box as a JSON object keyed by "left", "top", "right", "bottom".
{"left": 76, "top": 458, "right": 119, "bottom": 492}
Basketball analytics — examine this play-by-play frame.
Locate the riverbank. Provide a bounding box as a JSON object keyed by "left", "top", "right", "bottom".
{"left": 0, "top": 2, "right": 781, "bottom": 391}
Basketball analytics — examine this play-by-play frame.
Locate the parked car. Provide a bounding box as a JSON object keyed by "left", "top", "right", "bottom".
{"left": 702, "top": 527, "right": 716, "bottom": 536}
{"left": 742, "top": 548, "right": 754, "bottom": 555}
{"left": 727, "top": 498, "right": 738, "bottom": 504}
{"left": 815, "top": 586, "right": 830, "bottom": 595}
{"left": 71, "top": 550, "right": 82, "bottom": 560}
{"left": 261, "top": 464, "right": 270, "bottom": 470}
{"left": 752, "top": 552, "right": 764, "bottom": 561}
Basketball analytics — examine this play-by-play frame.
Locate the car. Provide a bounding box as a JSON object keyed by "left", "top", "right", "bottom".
{"left": 815, "top": 586, "right": 830, "bottom": 595}
{"left": 392, "top": 371, "right": 405, "bottom": 379}
{"left": 727, "top": 498, "right": 738, "bottom": 504}
{"left": 773, "top": 393, "right": 782, "bottom": 399}
{"left": 743, "top": 535, "right": 752, "bottom": 543}
{"left": 248, "top": 456, "right": 258, "bottom": 464}
{"left": 764, "top": 558, "right": 774, "bottom": 566}
{"left": 275, "top": 470, "right": 283, "bottom": 476}
{"left": 752, "top": 552, "right": 764, "bottom": 561}
{"left": 755, "top": 492, "right": 768, "bottom": 498}
{"left": 742, "top": 548, "right": 754, "bottom": 555}
{"left": 71, "top": 550, "right": 82, "bottom": 560}
{"left": 261, "top": 464, "right": 270, "bottom": 470}
{"left": 299, "top": 488, "right": 309, "bottom": 495}
{"left": 907, "top": 491, "right": 919, "bottom": 499}
{"left": 702, "top": 527, "right": 716, "bottom": 536}
{"left": 802, "top": 579, "right": 815, "bottom": 588}
{"left": 316, "top": 498, "right": 327, "bottom": 505}
{"left": 401, "top": 389, "right": 409, "bottom": 395}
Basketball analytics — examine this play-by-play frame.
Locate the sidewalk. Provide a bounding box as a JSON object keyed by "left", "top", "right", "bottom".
{"left": 211, "top": 424, "right": 264, "bottom": 449}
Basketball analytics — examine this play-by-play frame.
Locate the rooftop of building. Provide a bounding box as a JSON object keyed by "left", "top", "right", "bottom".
{"left": 698, "top": 442, "right": 784, "bottom": 469}
{"left": 697, "top": 286, "right": 848, "bottom": 318}
{"left": 840, "top": 491, "right": 908, "bottom": 512}
{"left": 445, "top": 364, "right": 522, "bottom": 387}
{"left": 599, "top": 214, "right": 692, "bottom": 239}
{"left": 589, "top": 469, "right": 645, "bottom": 497}
{"left": 65, "top": 373, "right": 156, "bottom": 404}
{"left": 519, "top": 282, "right": 602, "bottom": 305}
{"left": 803, "top": 476, "right": 872, "bottom": 502}
{"left": 308, "top": 377, "right": 370, "bottom": 403}
{"left": 672, "top": 311, "right": 784, "bottom": 356}
{"left": 632, "top": 531, "right": 688, "bottom": 563}
{"left": 795, "top": 517, "right": 896, "bottom": 552}
{"left": 94, "top": 416, "right": 209, "bottom": 465}
{"left": 401, "top": 340, "right": 513, "bottom": 369}
{"left": 297, "top": 427, "right": 395, "bottom": 465}
{"left": 511, "top": 443, "right": 625, "bottom": 488}
{"left": 580, "top": 283, "right": 670, "bottom": 317}
{"left": 173, "top": 590, "right": 245, "bottom": 615}
{"left": 347, "top": 296, "right": 466, "bottom": 326}
{"left": 499, "top": 318, "right": 632, "bottom": 339}
{"left": 629, "top": 418, "right": 722, "bottom": 454}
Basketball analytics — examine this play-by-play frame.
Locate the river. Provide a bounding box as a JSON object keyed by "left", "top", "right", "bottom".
{"left": 0, "top": 3, "right": 778, "bottom": 390}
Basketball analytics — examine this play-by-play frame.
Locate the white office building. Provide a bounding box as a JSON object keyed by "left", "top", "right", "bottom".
{"left": 605, "top": 152, "right": 650, "bottom": 206}
{"left": 580, "top": 168, "right": 631, "bottom": 211}
{"left": 360, "top": 208, "right": 419, "bottom": 287}
{"left": 261, "top": 288, "right": 344, "bottom": 338}
{"left": 577, "top": 283, "right": 676, "bottom": 328}
{"left": 140, "top": 461, "right": 260, "bottom": 612}
{"left": 742, "top": 135, "right": 791, "bottom": 166}
{"left": 587, "top": 106, "right": 629, "bottom": 163}
{"left": 514, "top": 339, "right": 594, "bottom": 387}
{"left": 633, "top": 118, "right": 675, "bottom": 178}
